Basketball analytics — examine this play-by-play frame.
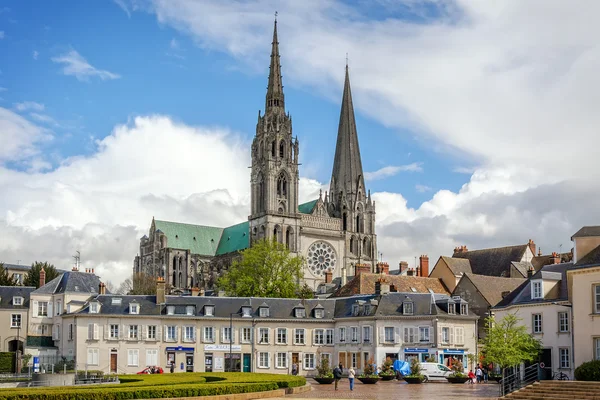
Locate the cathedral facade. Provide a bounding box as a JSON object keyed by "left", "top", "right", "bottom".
{"left": 134, "top": 19, "right": 377, "bottom": 291}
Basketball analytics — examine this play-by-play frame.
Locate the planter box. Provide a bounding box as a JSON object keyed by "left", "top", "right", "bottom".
{"left": 380, "top": 374, "right": 395, "bottom": 381}
{"left": 403, "top": 376, "right": 424, "bottom": 384}
{"left": 357, "top": 377, "right": 380, "bottom": 384}
{"left": 446, "top": 376, "right": 470, "bottom": 384}
{"left": 313, "top": 377, "right": 334, "bottom": 384}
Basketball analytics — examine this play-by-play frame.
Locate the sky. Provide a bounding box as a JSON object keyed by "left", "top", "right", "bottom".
{"left": 2, "top": 0, "right": 600, "bottom": 285}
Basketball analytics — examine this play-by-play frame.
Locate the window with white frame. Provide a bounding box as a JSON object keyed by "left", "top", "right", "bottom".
{"left": 184, "top": 326, "right": 195, "bottom": 342}
{"left": 441, "top": 327, "right": 450, "bottom": 343}
{"left": 56, "top": 300, "right": 61, "bottom": 316}
{"left": 315, "top": 308, "right": 324, "bottom": 319}
{"left": 110, "top": 324, "right": 119, "bottom": 339}
{"left": 127, "top": 349, "right": 139, "bottom": 366}
{"left": 259, "top": 307, "right": 269, "bottom": 317}
{"left": 595, "top": 285, "right": 600, "bottom": 313}
{"left": 11, "top": 314, "right": 21, "bottom": 328}
{"left": 130, "top": 303, "right": 139, "bottom": 314}
{"left": 295, "top": 308, "right": 306, "bottom": 318}
{"left": 147, "top": 325, "right": 157, "bottom": 340}
{"left": 351, "top": 352, "right": 357, "bottom": 368}
{"left": 351, "top": 326, "right": 358, "bottom": 342}
{"left": 447, "top": 302, "right": 455, "bottom": 315}
{"left": 276, "top": 352, "right": 287, "bottom": 368}
{"left": 276, "top": 328, "right": 287, "bottom": 344}
{"left": 90, "top": 302, "right": 99, "bottom": 313}
{"left": 112, "top": 298, "right": 122, "bottom": 305}
{"left": 241, "top": 327, "right": 252, "bottom": 343}
{"left": 304, "top": 353, "right": 315, "bottom": 369}
{"left": 12, "top": 297, "right": 22, "bottom": 306}
{"left": 461, "top": 304, "right": 468, "bottom": 315}
{"left": 595, "top": 338, "right": 600, "bottom": 360}
{"left": 146, "top": 349, "right": 158, "bottom": 366}
{"left": 455, "top": 327, "right": 464, "bottom": 345}
{"left": 258, "top": 352, "right": 270, "bottom": 368}
{"left": 129, "top": 325, "right": 138, "bottom": 340}
{"left": 404, "top": 327, "right": 416, "bottom": 343}
{"left": 88, "top": 323, "right": 99, "bottom": 340}
{"left": 259, "top": 327, "right": 269, "bottom": 344}
{"left": 222, "top": 327, "right": 232, "bottom": 343}
{"left": 186, "top": 306, "right": 194, "bottom": 316}
{"left": 532, "top": 314, "right": 543, "bottom": 334}
{"left": 204, "top": 326, "right": 214, "bottom": 342}
{"left": 419, "top": 326, "right": 430, "bottom": 342}
{"left": 364, "top": 304, "right": 371, "bottom": 315}
{"left": 326, "top": 329, "right": 334, "bottom": 345}
{"left": 384, "top": 327, "right": 394, "bottom": 343}
{"left": 559, "top": 348, "right": 570, "bottom": 369}
{"left": 314, "top": 329, "right": 324, "bottom": 345}
{"left": 295, "top": 328, "right": 305, "bottom": 344}
{"left": 321, "top": 353, "right": 331, "bottom": 365}
{"left": 403, "top": 302, "right": 414, "bottom": 315}
{"left": 38, "top": 301, "right": 48, "bottom": 317}
{"left": 532, "top": 281, "right": 543, "bottom": 299}
{"left": 352, "top": 304, "right": 359, "bottom": 316}
{"left": 339, "top": 327, "right": 346, "bottom": 342}
{"left": 52, "top": 324, "right": 60, "bottom": 340}
{"left": 559, "top": 312, "right": 569, "bottom": 332}
{"left": 87, "top": 348, "right": 99, "bottom": 366}
{"left": 363, "top": 326, "right": 371, "bottom": 343}
{"left": 242, "top": 306, "right": 252, "bottom": 317}
{"left": 166, "top": 306, "right": 175, "bottom": 315}
{"left": 166, "top": 325, "right": 177, "bottom": 341}
{"left": 13, "top": 274, "right": 22, "bottom": 285}
{"left": 204, "top": 305, "right": 214, "bottom": 316}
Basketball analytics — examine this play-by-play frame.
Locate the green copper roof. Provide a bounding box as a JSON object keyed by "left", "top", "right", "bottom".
{"left": 154, "top": 220, "right": 223, "bottom": 256}
{"left": 298, "top": 199, "right": 318, "bottom": 214}
{"left": 216, "top": 221, "right": 250, "bottom": 256}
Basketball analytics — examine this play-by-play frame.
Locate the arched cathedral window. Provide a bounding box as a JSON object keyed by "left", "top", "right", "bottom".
{"left": 279, "top": 141, "right": 285, "bottom": 158}
{"left": 277, "top": 173, "right": 287, "bottom": 196}
{"left": 271, "top": 141, "right": 276, "bottom": 157}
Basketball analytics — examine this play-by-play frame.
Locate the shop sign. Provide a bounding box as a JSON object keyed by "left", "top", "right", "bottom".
{"left": 204, "top": 344, "right": 242, "bottom": 351}
{"left": 444, "top": 349, "right": 465, "bottom": 354}
{"left": 166, "top": 346, "right": 195, "bottom": 352}
{"left": 404, "top": 348, "right": 429, "bottom": 353}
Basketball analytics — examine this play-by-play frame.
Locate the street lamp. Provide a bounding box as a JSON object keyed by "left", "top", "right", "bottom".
{"left": 229, "top": 312, "right": 241, "bottom": 372}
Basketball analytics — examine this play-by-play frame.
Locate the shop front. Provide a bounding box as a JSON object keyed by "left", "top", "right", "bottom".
{"left": 440, "top": 349, "right": 465, "bottom": 370}
{"left": 404, "top": 348, "right": 434, "bottom": 363}
{"left": 166, "top": 346, "right": 195, "bottom": 372}
{"left": 204, "top": 344, "right": 242, "bottom": 372}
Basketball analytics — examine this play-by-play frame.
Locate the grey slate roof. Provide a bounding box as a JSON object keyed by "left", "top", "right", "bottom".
{"left": 571, "top": 226, "right": 600, "bottom": 239}
{"left": 2, "top": 264, "right": 32, "bottom": 272}
{"left": 494, "top": 262, "right": 575, "bottom": 308}
{"left": 575, "top": 244, "right": 600, "bottom": 266}
{"left": 452, "top": 245, "right": 528, "bottom": 276}
{"left": 33, "top": 271, "right": 105, "bottom": 295}
{"left": 82, "top": 295, "right": 161, "bottom": 316}
{"left": 511, "top": 261, "right": 533, "bottom": 278}
{"left": 0, "top": 286, "right": 35, "bottom": 309}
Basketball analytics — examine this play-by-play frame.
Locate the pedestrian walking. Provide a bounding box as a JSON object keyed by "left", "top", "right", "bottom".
{"left": 468, "top": 369, "right": 476, "bottom": 384}
{"left": 170, "top": 362, "right": 175, "bottom": 373}
{"left": 291, "top": 363, "right": 298, "bottom": 376}
{"left": 476, "top": 366, "right": 483, "bottom": 383}
{"left": 333, "top": 364, "right": 342, "bottom": 391}
{"left": 348, "top": 367, "right": 355, "bottom": 391}
{"left": 483, "top": 365, "right": 489, "bottom": 383}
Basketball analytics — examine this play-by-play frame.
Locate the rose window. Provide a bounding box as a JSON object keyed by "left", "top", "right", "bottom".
{"left": 307, "top": 242, "right": 336, "bottom": 276}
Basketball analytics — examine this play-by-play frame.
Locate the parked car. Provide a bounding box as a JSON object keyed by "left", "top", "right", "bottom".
{"left": 137, "top": 366, "right": 164, "bottom": 374}
{"left": 419, "top": 363, "right": 452, "bottom": 382}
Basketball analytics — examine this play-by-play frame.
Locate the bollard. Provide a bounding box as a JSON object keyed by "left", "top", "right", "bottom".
{"left": 64, "top": 364, "right": 66, "bottom": 374}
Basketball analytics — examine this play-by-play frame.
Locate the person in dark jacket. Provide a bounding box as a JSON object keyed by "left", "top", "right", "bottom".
{"left": 333, "top": 364, "right": 343, "bottom": 391}
{"left": 170, "top": 362, "right": 175, "bottom": 373}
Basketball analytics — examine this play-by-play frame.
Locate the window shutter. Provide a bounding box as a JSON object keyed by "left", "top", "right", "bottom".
{"left": 334, "top": 328, "right": 339, "bottom": 343}
{"left": 47, "top": 302, "right": 53, "bottom": 317}
{"left": 379, "top": 327, "right": 385, "bottom": 344}
{"left": 103, "top": 325, "right": 108, "bottom": 340}
{"left": 88, "top": 324, "right": 93, "bottom": 340}
{"left": 142, "top": 325, "right": 147, "bottom": 340}
{"left": 356, "top": 352, "right": 362, "bottom": 369}
{"left": 33, "top": 300, "right": 38, "bottom": 317}
{"left": 267, "top": 352, "right": 271, "bottom": 368}
{"left": 449, "top": 327, "right": 454, "bottom": 344}
{"left": 175, "top": 326, "right": 179, "bottom": 341}
{"left": 164, "top": 325, "right": 168, "bottom": 341}
{"left": 94, "top": 324, "right": 99, "bottom": 340}
{"left": 193, "top": 327, "right": 197, "bottom": 342}
{"left": 232, "top": 327, "right": 236, "bottom": 344}
{"left": 121, "top": 324, "right": 126, "bottom": 339}
{"left": 403, "top": 327, "right": 409, "bottom": 343}
{"left": 438, "top": 325, "right": 442, "bottom": 344}
{"left": 356, "top": 327, "right": 361, "bottom": 343}
{"left": 156, "top": 325, "right": 162, "bottom": 340}
{"left": 394, "top": 327, "right": 401, "bottom": 343}
{"left": 312, "top": 329, "right": 316, "bottom": 345}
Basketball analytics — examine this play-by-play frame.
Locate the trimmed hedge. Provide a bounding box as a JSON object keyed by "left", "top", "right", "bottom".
{"left": 0, "top": 352, "right": 15, "bottom": 373}
{"left": 0, "top": 372, "right": 306, "bottom": 400}
{"left": 574, "top": 360, "right": 600, "bottom": 381}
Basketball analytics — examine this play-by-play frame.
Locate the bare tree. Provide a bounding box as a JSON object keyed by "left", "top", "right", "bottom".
{"left": 117, "top": 273, "right": 156, "bottom": 295}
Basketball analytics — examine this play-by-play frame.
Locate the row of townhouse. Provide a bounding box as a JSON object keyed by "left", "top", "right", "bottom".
{"left": 8, "top": 273, "right": 478, "bottom": 375}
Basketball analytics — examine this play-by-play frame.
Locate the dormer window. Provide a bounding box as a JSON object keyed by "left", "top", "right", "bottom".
{"left": 259, "top": 307, "right": 269, "bottom": 318}
{"left": 364, "top": 304, "right": 371, "bottom": 315}
{"left": 112, "top": 298, "right": 122, "bottom": 306}
{"left": 12, "top": 297, "right": 23, "bottom": 306}
{"left": 204, "top": 305, "right": 214, "bottom": 316}
{"left": 314, "top": 309, "right": 324, "bottom": 319}
{"left": 167, "top": 306, "right": 175, "bottom": 315}
{"left": 410, "top": 287, "right": 417, "bottom": 292}
{"left": 90, "top": 302, "right": 99, "bottom": 314}
{"left": 352, "top": 304, "right": 359, "bottom": 316}
{"left": 461, "top": 303, "right": 468, "bottom": 315}
{"left": 531, "top": 280, "right": 543, "bottom": 299}
{"left": 129, "top": 303, "right": 139, "bottom": 314}
{"left": 403, "top": 302, "right": 414, "bottom": 315}
{"left": 186, "top": 306, "right": 194, "bottom": 316}
{"left": 447, "top": 301, "right": 455, "bottom": 315}
{"left": 295, "top": 308, "right": 306, "bottom": 318}
{"left": 242, "top": 306, "right": 252, "bottom": 317}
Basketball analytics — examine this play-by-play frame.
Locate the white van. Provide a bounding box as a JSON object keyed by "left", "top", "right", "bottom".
{"left": 419, "top": 363, "right": 452, "bottom": 381}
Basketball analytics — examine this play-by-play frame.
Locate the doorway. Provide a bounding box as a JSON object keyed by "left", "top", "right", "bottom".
{"left": 110, "top": 350, "right": 118, "bottom": 374}
{"left": 185, "top": 354, "right": 194, "bottom": 372}
{"left": 205, "top": 354, "right": 213, "bottom": 373}
{"left": 292, "top": 353, "right": 299, "bottom": 370}
{"left": 243, "top": 354, "right": 251, "bottom": 372}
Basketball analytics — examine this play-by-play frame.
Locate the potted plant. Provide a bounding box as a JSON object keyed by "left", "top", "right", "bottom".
{"left": 446, "top": 360, "right": 470, "bottom": 384}
{"left": 403, "top": 359, "right": 425, "bottom": 384}
{"left": 379, "top": 357, "right": 395, "bottom": 381}
{"left": 357, "top": 357, "right": 381, "bottom": 384}
{"left": 313, "top": 358, "right": 335, "bottom": 384}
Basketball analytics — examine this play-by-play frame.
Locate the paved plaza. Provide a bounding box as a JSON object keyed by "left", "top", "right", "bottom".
{"left": 278, "top": 379, "right": 500, "bottom": 399}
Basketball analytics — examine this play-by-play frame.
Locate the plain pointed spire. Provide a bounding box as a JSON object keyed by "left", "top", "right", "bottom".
{"left": 265, "top": 15, "right": 284, "bottom": 113}
{"left": 331, "top": 65, "right": 365, "bottom": 197}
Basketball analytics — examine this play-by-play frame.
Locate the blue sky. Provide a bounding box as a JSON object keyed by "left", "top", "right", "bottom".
{"left": 0, "top": 0, "right": 471, "bottom": 208}
{"left": 2, "top": 0, "right": 598, "bottom": 283}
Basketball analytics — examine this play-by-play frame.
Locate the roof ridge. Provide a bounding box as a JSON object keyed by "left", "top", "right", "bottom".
{"left": 155, "top": 219, "right": 224, "bottom": 230}
{"left": 459, "top": 244, "right": 528, "bottom": 254}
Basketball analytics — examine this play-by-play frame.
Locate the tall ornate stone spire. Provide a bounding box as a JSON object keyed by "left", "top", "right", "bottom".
{"left": 330, "top": 65, "right": 365, "bottom": 199}
{"left": 265, "top": 14, "right": 284, "bottom": 113}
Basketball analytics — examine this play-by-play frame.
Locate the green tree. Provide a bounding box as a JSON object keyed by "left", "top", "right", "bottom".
{"left": 218, "top": 239, "right": 304, "bottom": 298}
{"left": 297, "top": 283, "right": 314, "bottom": 299}
{"left": 130, "top": 273, "right": 157, "bottom": 295}
{"left": 24, "top": 262, "right": 60, "bottom": 288}
{"left": 480, "top": 314, "right": 541, "bottom": 369}
{"left": 0, "top": 263, "right": 17, "bottom": 286}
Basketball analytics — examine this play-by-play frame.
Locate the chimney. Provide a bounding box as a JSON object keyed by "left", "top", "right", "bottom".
{"left": 552, "top": 252, "right": 561, "bottom": 264}
{"left": 399, "top": 261, "right": 409, "bottom": 275}
{"left": 375, "top": 277, "right": 390, "bottom": 295}
{"left": 528, "top": 239, "right": 536, "bottom": 256}
{"left": 355, "top": 263, "right": 371, "bottom": 276}
{"left": 39, "top": 267, "right": 46, "bottom": 288}
{"left": 99, "top": 282, "right": 106, "bottom": 295}
{"left": 191, "top": 287, "right": 200, "bottom": 297}
{"left": 324, "top": 269, "right": 333, "bottom": 284}
{"left": 453, "top": 245, "right": 468, "bottom": 255}
{"left": 406, "top": 268, "right": 415, "bottom": 277}
{"left": 527, "top": 268, "right": 533, "bottom": 278}
{"left": 377, "top": 262, "right": 389, "bottom": 275}
{"left": 538, "top": 248, "right": 542, "bottom": 257}
{"left": 156, "top": 277, "right": 166, "bottom": 304}
{"left": 419, "top": 255, "right": 430, "bottom": 277}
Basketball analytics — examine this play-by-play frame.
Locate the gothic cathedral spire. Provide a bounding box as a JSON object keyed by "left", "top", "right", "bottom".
{"left": 265, "top": 17, "right": 284, "bottom": 113}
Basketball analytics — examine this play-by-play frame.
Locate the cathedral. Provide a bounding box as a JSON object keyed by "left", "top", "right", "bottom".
{"left": 134, "top": 19, "right": 377, "bottom": 291}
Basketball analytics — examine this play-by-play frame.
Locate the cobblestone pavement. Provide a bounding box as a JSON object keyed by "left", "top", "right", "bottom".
{"left": 279, "top": 379, "right": 500, "bottom": 399}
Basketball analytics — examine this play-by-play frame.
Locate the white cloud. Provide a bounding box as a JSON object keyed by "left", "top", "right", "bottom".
{"left": 0, "top": 107, "right": 51, "bottom": 163}
{"left": 113, "top": 0, "right": 131, "bottom": 18}
{"left": 29, "top": 112, "right": 57, "bottom": 126}
{"left": 14, "top": 101, "right": 44, "bottom": 112}
{"left": 415, "top": 184, "right": 432, "bottom": 193}
{"left": 52, "top": 50, "right": 121, "bottom": 81}
{"left": 365, "top": 162, "right": 423, "bottom": 181}
{"left": 33, "top": 50, "right": 39, "bottom": 60}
